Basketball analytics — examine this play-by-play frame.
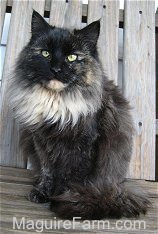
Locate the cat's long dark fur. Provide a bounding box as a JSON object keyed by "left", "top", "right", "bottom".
{"left": 10, "top": 10, "right": 150, "bottom": 219}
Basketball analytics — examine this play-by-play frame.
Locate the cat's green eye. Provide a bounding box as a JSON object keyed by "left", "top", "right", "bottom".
{"left": 67, "top": 54, "right": 77, "bottom": 62}
{"left": 41, "top": 50, "right": 50, "bottom": 57}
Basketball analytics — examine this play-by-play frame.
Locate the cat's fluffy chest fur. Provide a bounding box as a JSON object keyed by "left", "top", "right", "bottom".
{"left": 12, "top": 82, "right": 102, "bottom": 128}
{"left": 10, "top": 10, "right": 150, "bottom": 220}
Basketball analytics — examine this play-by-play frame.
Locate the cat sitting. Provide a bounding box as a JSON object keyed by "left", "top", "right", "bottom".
{"left": 10, "top": 10, "right": 150, "bottom": 219}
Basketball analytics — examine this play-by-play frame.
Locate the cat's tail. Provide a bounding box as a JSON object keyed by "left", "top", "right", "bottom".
{"left": 50, "top": 181, "right": 151, "bottom": 220}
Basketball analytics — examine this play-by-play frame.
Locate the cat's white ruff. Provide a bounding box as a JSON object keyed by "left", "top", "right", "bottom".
{"left": 12, "top": 83, "right": 101, "bottom": 127}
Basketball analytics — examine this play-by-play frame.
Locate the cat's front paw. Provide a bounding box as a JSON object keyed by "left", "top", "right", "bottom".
{"left": 28, "top": 189, "right": 49, "bottom": 203}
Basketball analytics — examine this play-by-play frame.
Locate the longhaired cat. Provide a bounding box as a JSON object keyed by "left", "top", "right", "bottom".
{"left": 10, "top": 10, "right": 150, "bottom": 219}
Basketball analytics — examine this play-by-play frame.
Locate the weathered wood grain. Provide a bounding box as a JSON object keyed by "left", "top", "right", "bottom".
{"left": 1, "top": 167, "right": 158, "bottom": 233}
{"left": 0, "top": 0, "right": 156, "bottom": 182}
{"left": 0, "top": 0, "right": 45, "bottom": 168}
{"left": 88, "top": 0, "right": 119, "bottom": 84}
{"left": 0, "top": 166, "right": 32, "bottom": 177}
{"left": 49, "top": 0, "right": 82, "bottom": 29}
{"left": 123, "top": 0, "right": 156, "bottom": 180}
{"left": 0, "top": 166, "right": 157, "bottom": 234}
{"left": 0, "top": 0, "right": 7, "bottom": 40}
{"left": 0, "top": 174, "right": 32, "bottom": 184}
{"left": 6, "top": 1, "right": 158, "bottom": 27}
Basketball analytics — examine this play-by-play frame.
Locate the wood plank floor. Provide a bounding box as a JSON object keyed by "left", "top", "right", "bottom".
{"left": 0, "top": 166, "right": 158, "bottom": 234}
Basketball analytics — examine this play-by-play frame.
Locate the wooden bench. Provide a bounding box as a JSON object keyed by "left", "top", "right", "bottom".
{"left": 0, "top": 0, "right": 157, "bottom": 233}
{"left": 1, "top": 166, "right": 158, "bottom": 233}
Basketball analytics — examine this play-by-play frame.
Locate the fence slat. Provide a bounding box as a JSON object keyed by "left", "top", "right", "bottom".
{"left": 123, "top": 0, "right": 155, "bottom": 180}
{"left": 0, "top": 0, "right": 7, "bottom": 40}
{"left": 0, "top": 0, "right": 45, "bottom": 168}
{"left": 49, "top": 0, "right": 82, "bottom": 29}
{"left": 88, "top": 0, "right": 119, "bottom": 83}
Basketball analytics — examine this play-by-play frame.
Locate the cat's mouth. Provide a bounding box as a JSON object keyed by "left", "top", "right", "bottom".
{"left": 46, "top": 79, "right": 67, "bottom": 92}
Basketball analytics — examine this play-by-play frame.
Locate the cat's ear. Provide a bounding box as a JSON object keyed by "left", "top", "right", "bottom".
{"left": 75, "top": 20, "right": 100, "bottom": 46}
{"left": 31, "top": 10, "right": 50, "bottom": 34}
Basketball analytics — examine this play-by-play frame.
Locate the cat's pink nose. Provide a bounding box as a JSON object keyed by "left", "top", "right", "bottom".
{"left": 50, "top": 67, "right": 61, "bottom": 73}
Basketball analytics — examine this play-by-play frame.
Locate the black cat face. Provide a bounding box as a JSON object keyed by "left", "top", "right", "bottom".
{"left": 16, "top": 10, "right": 100, "bottom": 91}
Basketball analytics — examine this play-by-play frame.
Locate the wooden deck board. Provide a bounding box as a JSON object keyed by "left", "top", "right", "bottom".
{"left": 0, "top": 166, "right": 158, "bottom": 233}
{"left": 123, "top": 0, "right": 156, "bottom": 180}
